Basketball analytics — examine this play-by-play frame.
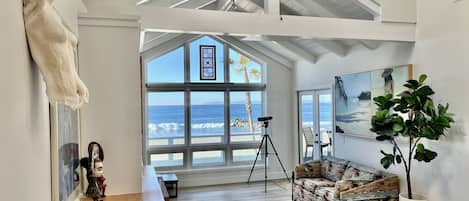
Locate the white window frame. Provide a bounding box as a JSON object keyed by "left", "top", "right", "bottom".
{"left": 142, "top": 36, "right": 267, "bottom": 170}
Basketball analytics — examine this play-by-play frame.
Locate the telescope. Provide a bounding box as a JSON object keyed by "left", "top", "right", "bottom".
{"left": 257, "top": 116, "right": 272, "bottom": 121}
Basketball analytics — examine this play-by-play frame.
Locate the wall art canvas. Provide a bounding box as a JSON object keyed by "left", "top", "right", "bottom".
{"left": 51, "top": 103, "right": 81, "bottom": 201}
{"left": 334, "top": 64, "right": 412, "bottom": 138}
{"left": 200, "top": 45, "right": 216, "bottom": 80}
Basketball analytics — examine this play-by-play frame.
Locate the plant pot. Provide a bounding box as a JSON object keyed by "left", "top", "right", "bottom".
{"left": 399, "top": 193, "right": 427, "bottom": 201}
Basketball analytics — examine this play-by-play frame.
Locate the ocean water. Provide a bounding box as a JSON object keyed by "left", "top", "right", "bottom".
{"left": 148, "top": 103, "right": 263, "bottom": 139}
{"left": 148, "top": 103, "right": 333, "bottom": 139}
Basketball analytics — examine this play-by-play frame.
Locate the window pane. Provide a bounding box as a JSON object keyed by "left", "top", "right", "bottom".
{"left": 151, "top": 153, "right": 183, "bottom": 168}
{"left": 230, "top": 92, "right": 263, "bottom": 143}
{"left": 193, "top": 150, "right": 225, "bottom": 166}
{"left": 301, "top": 95, "right": 314, "bottom": 129}
{"left": 233, "top": 149, "right": 259, "bottom": 162}
{"left": 229, "top": 49, "right": 262, "bottom": 83}
{"left": 191, "top": 92, "right": 225, "bottom": 144}
{"left": 190, "top": 36, "right": 224, "bottom": 82}
{"left": 148, "top": 92, "right": 185, "bottom": 146}
{"left": 147, "top": 47, "right": 184, "bottom": 83}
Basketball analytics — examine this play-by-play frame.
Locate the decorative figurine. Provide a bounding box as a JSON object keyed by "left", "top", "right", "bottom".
{"left": 80, "top": 142, "right": 106, "bottom": 201}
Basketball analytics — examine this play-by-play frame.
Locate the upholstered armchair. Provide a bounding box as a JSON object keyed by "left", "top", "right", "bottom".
{"left": 292, "top": 157, "right": 399, "bottom": 201}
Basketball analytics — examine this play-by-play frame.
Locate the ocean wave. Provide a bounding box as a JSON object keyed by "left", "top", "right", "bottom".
{"left": 148, "top": 122, "right": 225, "bottom": 131}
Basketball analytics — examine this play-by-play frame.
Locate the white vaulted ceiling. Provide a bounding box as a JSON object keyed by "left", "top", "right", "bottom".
{"left": 138, "top": 0, "right": 398, "bottom": 65}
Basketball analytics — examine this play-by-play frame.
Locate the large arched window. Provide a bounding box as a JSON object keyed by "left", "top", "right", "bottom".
{"left": 144, "top": 36, "right": 266, "bottom": 169}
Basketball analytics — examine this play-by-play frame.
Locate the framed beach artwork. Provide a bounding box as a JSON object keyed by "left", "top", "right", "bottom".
{"left": 334, "top": 64, "right": 413, "bottom": 139}
{"left": 50, "top": 103, "right": 81, "bottom": 201}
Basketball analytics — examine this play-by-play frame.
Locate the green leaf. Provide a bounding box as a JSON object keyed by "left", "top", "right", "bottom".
{"left": 392, "top": 123, "right": 404, "bottom": 132}
{"left": 419, "top": 74, "right": 428, "bottom": 84}
{"left": 376, "top": 135, "right": 391, "bottom": 141}
{"left": 417, "top": 143, "right": 424, "bottom": 152}
{"left": 414, "top": 144, "right": 438, "bottom": 162}
{"left": 415, "top": 85, "right": 435, "bottom": 97}
{"left": 406, "top": 80, "right": 420, "bottom": 89}
{"left": 396, "top": 155, "right": 402, "bottom": 164}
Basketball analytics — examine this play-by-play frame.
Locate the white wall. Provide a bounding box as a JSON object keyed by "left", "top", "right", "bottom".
{"left": 295, "top": 1, "right": 469, "bottom": 200}
{"left": 78, "top": 16, "right": 143, "bottom": 195}
{"left": 0, "top": 1, "right": 50, "bottom": 200}
{"left": 0, "top": 0, "right": 83, "bottom": 200}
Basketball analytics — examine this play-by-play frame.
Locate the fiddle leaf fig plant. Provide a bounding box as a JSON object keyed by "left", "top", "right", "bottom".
{"left": 370, "top": 74, "right": 454, "bottom": 199}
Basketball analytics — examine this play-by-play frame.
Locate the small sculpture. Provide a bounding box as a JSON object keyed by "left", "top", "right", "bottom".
{"left": 80, "top": 142, "right": 106, "bottom": 201}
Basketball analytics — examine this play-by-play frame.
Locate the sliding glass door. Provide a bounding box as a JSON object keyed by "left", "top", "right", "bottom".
{"left": 298, "top": 89, "right": 333, "bottom": 163}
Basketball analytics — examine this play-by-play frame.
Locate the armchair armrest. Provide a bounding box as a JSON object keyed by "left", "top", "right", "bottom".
{"left": 339, "top": 176, "right": 399, "bottom": 200}
{"left": 294, "top": 160, "right": 321, "bottom": 178}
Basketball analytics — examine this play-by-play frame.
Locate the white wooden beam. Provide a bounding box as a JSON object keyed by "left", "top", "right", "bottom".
{"left": 359, "top": 40, "right": 381, "bottom": 49}
{"left": 141, "top": 34, "right": 200, "bottom": 62}
{"left": 274, "top": 41, "right": 317, "bottom": 63}
{"left": 286, "top": 0, "right": 380, "bottom": 51}
{"left": 313, "top": 40, "right": 347, "bottom": 57}
{"left": 351, "top": 0, "right": 381, "bottom": 17}
{"left": 285, "top": 0, "right": 335, "bottom": 17}
{"left": 169, "top": 0, "right": 190, "bottom": 8}
{"left": 217, "top": 0, "right": 232, "bottom": 10}
{"left": 141, "top": 33, "right": 182, "bottom": 52}
{"left": 138, "top": 6, "right": 416, "bottom": 42}
{"left": 176, "top": 0, "right": 216, "bottom": 9}
{"left": 264, "top": 0, "right": 280, "bottom": 15}
{"left": 217, "top": 36, "right": 294, "bottom": 68}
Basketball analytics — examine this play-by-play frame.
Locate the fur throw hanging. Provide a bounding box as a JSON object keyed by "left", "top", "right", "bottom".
{"left": 23, "top": 0, "right": 89, "bottom": 109}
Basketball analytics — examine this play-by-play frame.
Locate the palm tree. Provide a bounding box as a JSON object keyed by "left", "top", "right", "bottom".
{"left": 230, "top": 54, "right": 261, "bottom": 132}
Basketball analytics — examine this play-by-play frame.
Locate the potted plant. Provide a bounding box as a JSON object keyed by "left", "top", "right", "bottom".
{"left": 370, "top": 74, "right": 454, "bottom": 201}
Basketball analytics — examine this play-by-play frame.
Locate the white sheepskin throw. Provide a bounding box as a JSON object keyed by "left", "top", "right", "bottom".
{"left": 23, "top": 0, "right": 89, "bottom": 110}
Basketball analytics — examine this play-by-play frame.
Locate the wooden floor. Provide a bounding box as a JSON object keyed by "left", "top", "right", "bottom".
{"left": 173, "top": 180, "right": 292, "bottom": 201}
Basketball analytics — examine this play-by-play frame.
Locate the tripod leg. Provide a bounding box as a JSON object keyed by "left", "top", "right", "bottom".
{"left": 264, "top": 134, "right": 268, "bottom": 193}
{"left": 266, "top": 135, "right": 291, "bottom": 182}
{"left": 247, "top": 136, "right": 265, "bottom": 184}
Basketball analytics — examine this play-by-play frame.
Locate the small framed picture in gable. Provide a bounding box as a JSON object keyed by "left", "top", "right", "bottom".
{"left": 200, "top": 45, "right": 216, "bottom": 80}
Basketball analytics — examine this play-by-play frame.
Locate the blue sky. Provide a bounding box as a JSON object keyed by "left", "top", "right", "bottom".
{"left": 147, "top": 36, "right": 262, "bottom": 106}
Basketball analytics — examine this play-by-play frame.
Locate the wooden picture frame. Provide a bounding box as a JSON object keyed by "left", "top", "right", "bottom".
{"left": 200, "top": 45, "right": 217, "bottom": 80}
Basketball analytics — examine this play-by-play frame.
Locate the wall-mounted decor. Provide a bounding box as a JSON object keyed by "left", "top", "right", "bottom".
{"left": 334, "top": 64, "right": 412, "bottom": 139}
{"left": 200, "top": 45, "right": 216, "bottom": 80}
{"left": 24, "top": 0, "right": 89, "bottom": 109}
{"left": 50, "top": 103, "right": 81, "bottom": 201}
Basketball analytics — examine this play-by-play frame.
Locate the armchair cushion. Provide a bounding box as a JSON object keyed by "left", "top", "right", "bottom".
{"left": 315, "top": 187, "right": 338, "bottom": 201}
{"left": 321, "top": 157, "right": 349, "bottom": 182}
{"left": 295, "top": 160, "right": 321, "bottom": 178}
{"left": 303, "top": 178, "right": 335, "bottom": 190}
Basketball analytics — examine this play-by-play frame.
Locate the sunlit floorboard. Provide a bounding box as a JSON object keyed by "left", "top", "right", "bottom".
{"left": 174, "top": 180, "right": 291, "bottom": 201}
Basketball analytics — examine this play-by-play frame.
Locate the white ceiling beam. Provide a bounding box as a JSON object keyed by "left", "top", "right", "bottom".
{"left": 176, "top": 0, "right": 217, "bottom": 9}
{"left": 312, "top": 40, "right": 347, "bottom": 57}
{"left": 141, "top": 34, "right": 200, "bottom": 62}
{"left": 273, "top": 41, "right": 317, "bottom": 63}
{"left": 350, "top": 0, "right": 381, "bottom": 18}
{"left": 169, "top": 0, "right": 190, "bottom": 8}
{"left": 284, "top": 0, "right": 382, "bottom": 50}
{"left": 359, "top": 40, "right": 380, "bottom": 49}
{"left": 282, "top": 0, "right": 334, "bottom": 17}
{"left": 217, "top": 36, "right": 295, "bottom": 68}
{"left": 141, "top": 33, "right": 183, "bottom": 53}
{"left": 138, "top": 6, "right": 416, "bottom": 42}
{"left": 264, "top": 0, "right": 280, "bottom": 15}
{"left": 217, "top": 0, "right": 232, "bottom": 10}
